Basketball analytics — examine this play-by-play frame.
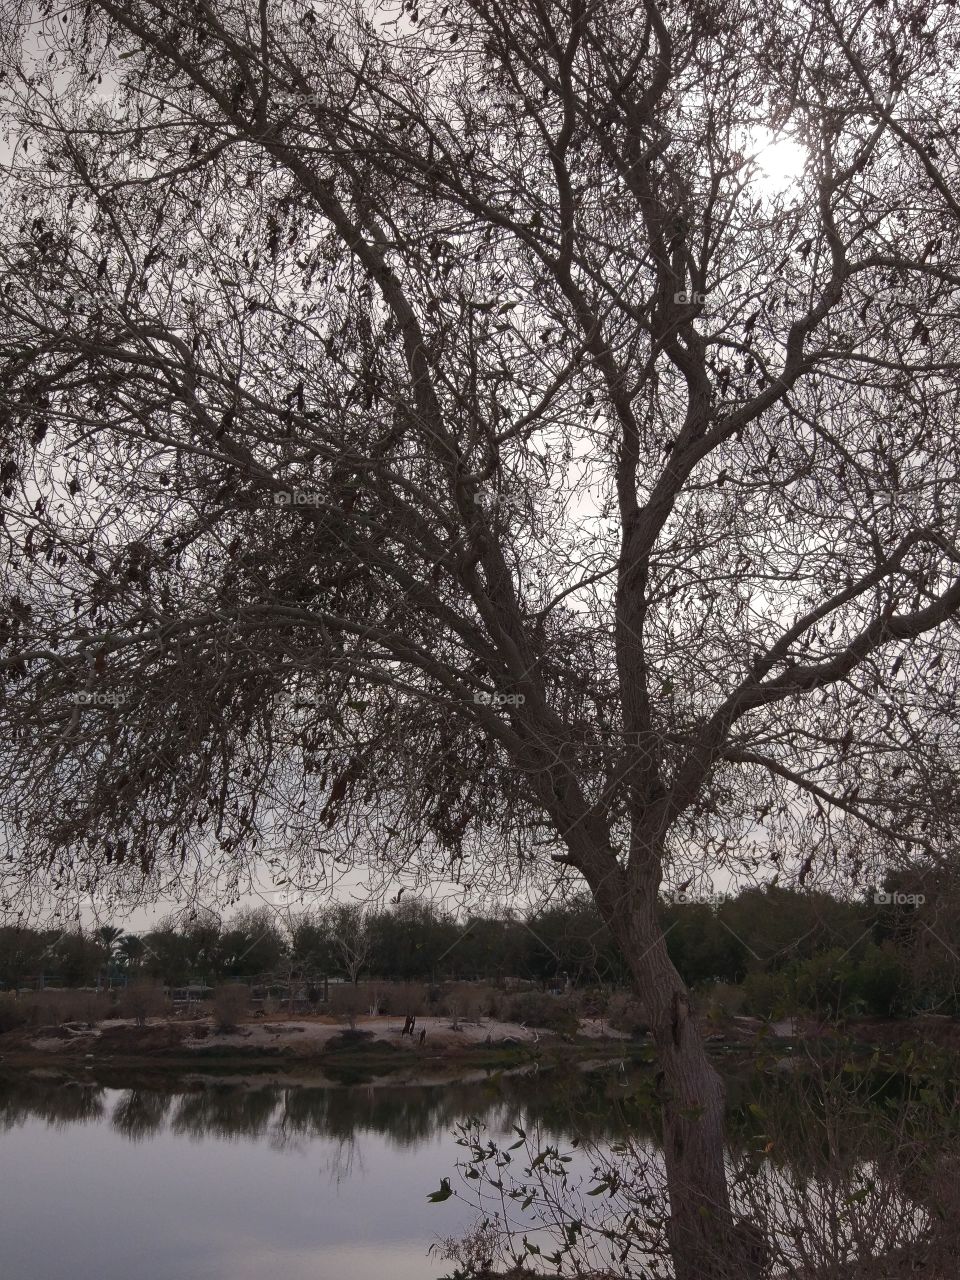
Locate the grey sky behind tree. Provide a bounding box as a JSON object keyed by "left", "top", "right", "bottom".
{"left": 3, "top": 1, "right": 960, "bottom": 1274}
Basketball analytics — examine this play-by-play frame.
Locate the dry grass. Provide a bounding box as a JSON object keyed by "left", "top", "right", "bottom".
{"left": 2, "top": 988, "right": 105, "bottom": 1030}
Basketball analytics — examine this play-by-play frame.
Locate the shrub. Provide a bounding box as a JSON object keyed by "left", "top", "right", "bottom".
{"left": 442, "top": 983, "right": 490, "bottom": 1024}
{"left": 329, "top": 982, "right": 366, "bottom": 1028}
{"left": 700, "top": 981, "right": 748, "bottom": 1021}
{"left": 573, "top": 987, "right": 609, "bottom": 1019}
{"left": 605, "top": 991, "right": 649, "bottom": 1037}
{"left": 469, "top": 983, "right": 502, "bottom": 1018}
{"left": 851, "top": 944, "right": 910, "bottom": 1017}
{"left": 379, "top": 981, "right": 430, "bottom": 1016}
{"left": 742, "top": 970, "right": 792, "bottom": 1019}
{"left": 183, "top": 999, "right": 213, "bottom": 1021}
{"left": 16, "top": 989, "right": 103, "bottom": 1027}
{"left": 114, "top": 981, "right": 169, "bottom": 1026}
{"left": 791, "top": 949, "right": 858, "bottom": 1017}
{"left": 0, "top": 994, "right": 27, "bottom": 1034}
{"left": 212, "top": 983, "right": 249, "bottom": 1031}
{"left": 503, "top": 991, "right": 579, "bottom": 1035}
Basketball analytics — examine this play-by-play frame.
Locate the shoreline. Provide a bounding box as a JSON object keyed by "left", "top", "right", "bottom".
{"left": 4, "top": 1009, "right": 957, "bottom": 1083}
{"left": 0, "top": 1011, "right": 642, "bottom": 1083}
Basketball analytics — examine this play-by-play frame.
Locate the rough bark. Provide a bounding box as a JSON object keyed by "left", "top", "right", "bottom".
{"left": 620, "top": 902, "right": 736, "bottom": 1280}
{"left": 568, "top": 821, "right": 749, "bottom": 1280}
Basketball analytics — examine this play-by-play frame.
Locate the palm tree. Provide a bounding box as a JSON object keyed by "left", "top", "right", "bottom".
{"left": 116, "top": 934, "right": 145, "bottom": 969}
{"left": 95, "top": 925, "right": 125, "bottom": 989}
{"left": 96, "top": 924, "right": 124, "bottom": 957}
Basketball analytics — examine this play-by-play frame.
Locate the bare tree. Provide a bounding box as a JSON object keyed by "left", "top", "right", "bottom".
{"left": 324, "top": 902, "right": 372, "bottom": 986}
{"left": 3, "top": 1, "right": 960, "bottom": 1275}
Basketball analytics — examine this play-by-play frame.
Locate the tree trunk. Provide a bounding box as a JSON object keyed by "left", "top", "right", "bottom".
{"left": 620, "top": 911, "right": 739, "bottom": 1280}
{"left": 570, "top": 819, "right": 748, "bottom": 1278}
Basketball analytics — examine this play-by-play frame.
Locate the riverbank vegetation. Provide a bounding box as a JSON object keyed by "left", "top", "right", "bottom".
{"left": 4, "top": 868, "right": 960, "bottom": 1026}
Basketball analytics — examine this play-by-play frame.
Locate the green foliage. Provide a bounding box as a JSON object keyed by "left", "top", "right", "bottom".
{"left": 721, "top": 887, "right": 867, "bottom": 972}
{"left": 219, "top": 907, "right": 286, "bottom": 977}
{"left": 742, "top": 970, "right": 792, "bottom": 1019}
{"left": 852, "top": 944, "right": 911, "bottom": 1017}
{"left": 661, "top": 902, "right": 747, "bottom": 986}
{"left": 1, "top": 873, "right": 957, "bottom": 1019}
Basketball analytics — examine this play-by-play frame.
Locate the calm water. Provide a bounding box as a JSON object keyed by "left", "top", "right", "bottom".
{"left": 1, "top": 1062, "right": 939, "bottom": 1279}
{"left": 0, "top": 1067, "right": 638, "bottom": 1280}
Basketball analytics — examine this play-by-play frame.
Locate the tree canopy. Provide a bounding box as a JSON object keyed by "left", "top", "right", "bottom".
{"left": 3, "top": 1, "right": 960, "bottom": 922}
{"left": 4, "top": 3, "right": 960, "bottom": 1271}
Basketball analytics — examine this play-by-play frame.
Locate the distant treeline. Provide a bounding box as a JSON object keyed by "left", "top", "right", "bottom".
{"left": 2, "top": 867, "right": 958, "bottom": 1017}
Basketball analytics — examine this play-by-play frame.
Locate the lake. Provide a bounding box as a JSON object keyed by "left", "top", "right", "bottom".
{"left": 4, "top": 1058, "right": 943, "bottom": 1279}
{"left": 0, "top": 1065, "right": 643, "bottom": 1280}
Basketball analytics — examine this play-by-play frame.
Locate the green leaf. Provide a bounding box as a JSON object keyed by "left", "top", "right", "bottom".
{"left": 427, "top": 1178, "right": 453, "bottom": 1203}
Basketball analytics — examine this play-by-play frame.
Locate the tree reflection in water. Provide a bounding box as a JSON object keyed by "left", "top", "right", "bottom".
{"left": 0, "top": 1075, "right": 106, "bottom": 1130}
{"left": 0, "top": 1065, "right": 653, "bottom": 1151}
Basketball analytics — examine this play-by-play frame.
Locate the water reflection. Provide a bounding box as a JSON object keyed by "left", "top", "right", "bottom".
{"left": 0, "top": 1075, "right": 106, "bottom": 1129}
{"left": 111, "top": 1088, "right": 172, "bottom": 1142}
{"left": 0, "top": 1064, "right": 659, "bottom": 1149}
{"left": 0, "top": 1064, "right": 660, "bottom": 1280}
{"left": 0, "top": 1063, "right": 954, "bottom": 1280}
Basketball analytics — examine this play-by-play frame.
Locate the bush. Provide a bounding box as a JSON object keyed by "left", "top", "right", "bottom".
{"left": 700, "top": 981, "right": 747, "bottom": 1021}
{"left": 181, "top": 999, "right": 213, "bottom": 1021}
{"left": 472, "top": 983, "right": 503, "bottom": 1018}
{"left": 114, "top": 981, "right": 169, "bottom": 1026}
{"left": 377, "top": 981, "right": 430, "bottom": 1016}
{"left": 0, "top": 994, "right": 27, "bottom": 1034}
{"left": 442, "top": 983, "right": 490, "bottom": 1024}
{"left": 742, "top": 970, "right": 792, "bottom": 1019}
{"left": 15, "top": 989, "right": 103, "bottom": 1027}
{"left": 605, "top": 991, "right": 649, "bottom": 1037}
{"left": 212, "top": 983, "right": 249, "bottom": 1031}
{"left": 503, "top": 991, "right": 579, "bottom": 1035}
{"left": 329, "top": 982, "right": 366, "bottom": 1028}
{"left": 791, "top": 949, "right": 858, "bottom": 1017}
{"left": 851, "top": 944, "right": 910, "bottom": 1017}
{"left": 572, "top": 987, "right": 609, "bottom": 1019}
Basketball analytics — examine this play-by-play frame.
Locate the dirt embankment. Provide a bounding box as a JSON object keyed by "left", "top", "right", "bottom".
{"left": 0, "top": 1012, "right": 631, "bottom": 1071}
